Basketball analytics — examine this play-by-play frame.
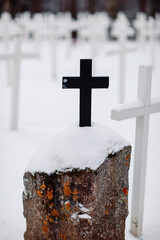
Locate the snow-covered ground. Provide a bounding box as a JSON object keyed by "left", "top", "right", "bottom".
{"left": 0, "top": 38, "right": 160, "bottom": 239}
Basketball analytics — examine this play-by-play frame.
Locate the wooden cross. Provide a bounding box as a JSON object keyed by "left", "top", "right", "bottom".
{"left": 111, "top": 66, "right": 160, "bottom": 237}
{"left": 62, "top": 59, "right": 109, "bottom": 127}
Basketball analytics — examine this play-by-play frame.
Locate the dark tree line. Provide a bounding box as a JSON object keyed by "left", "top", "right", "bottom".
{"left": 0, "top": 0, "right": 160, "bottom": 18}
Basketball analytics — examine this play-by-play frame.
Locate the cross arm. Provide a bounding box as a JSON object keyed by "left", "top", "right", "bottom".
{"left": 0, "top": 53, "right": 15, "bottom": 60}
{"left": 91, "top": 77, "right": 109, "bottom": 88}
{"left": 0, "top": 52, "right": 39, "bottom": 60}
{"left": 111, "top": 98, "right": 160, "bottom": 120}
{"left": 107, "top": 47, "right": 137, "bottom": 55}
{"left": 62, "top": 77, "right": 80, "bottom": 89}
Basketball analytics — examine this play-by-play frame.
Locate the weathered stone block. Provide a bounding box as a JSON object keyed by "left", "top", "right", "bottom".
{"left": 23, "top": 145, "right": 131, "bottom": 240}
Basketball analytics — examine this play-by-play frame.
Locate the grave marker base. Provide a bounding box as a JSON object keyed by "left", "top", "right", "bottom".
{"left": 23, "top": 145, "right": 131, "bottom": 240}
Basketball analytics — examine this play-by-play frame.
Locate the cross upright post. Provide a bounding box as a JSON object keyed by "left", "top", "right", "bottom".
{"left": 108, "top": 25, "right": 135, "bottom": 104}
{"left": 62, "top": 59, "right": 109, "bottom": 127}
{"left": 111, "top": 66, "right": 160, "bottom": 238}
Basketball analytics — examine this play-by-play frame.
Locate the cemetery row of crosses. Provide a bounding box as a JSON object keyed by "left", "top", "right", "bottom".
{"left": 0, "top": 9, "right": 160, "bottom": 240}
{"left": 1, "top": 11, "right": 160, "bottom": 130}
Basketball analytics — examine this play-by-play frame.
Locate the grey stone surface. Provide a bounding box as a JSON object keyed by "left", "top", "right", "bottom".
{"left": 23, "top": 145, "right": 131, "bottom": 240}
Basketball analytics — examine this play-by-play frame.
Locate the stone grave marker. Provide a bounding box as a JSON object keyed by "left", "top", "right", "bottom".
{"left": 23, "top": 59, "right": 132, "bottom": 240}
{"left": 111, "top": 66, "right": 160, "bottom": 237}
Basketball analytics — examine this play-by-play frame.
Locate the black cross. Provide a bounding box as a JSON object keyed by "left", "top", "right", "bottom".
{"left": 62, "top": 59, "right": 109, "bottom": 127}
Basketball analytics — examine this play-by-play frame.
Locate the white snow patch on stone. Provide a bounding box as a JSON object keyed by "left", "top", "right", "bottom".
{"left": 71, "top": 213, "right": 77, "bottom": 219}
{"left": 78, "top": 203, "right": 89, "bottom": 212}
{"left": 78, "top": 203, "right": 83, "bottom": 208}
{"left": 25, "top": 123, "right": 129, "bottom": 174}
{"left": 78, "top": 214, "right": 91, "bottom": 220}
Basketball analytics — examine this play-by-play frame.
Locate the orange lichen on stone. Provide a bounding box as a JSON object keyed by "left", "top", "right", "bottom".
{"left": 112, "top": 200, "right": 115, "bottom": 207}
{"left": 41, "top": 184, "right": 46, "bottom": 190}
{"left": 49, "top": 218, "right": 54, "bottom": 223}
{"left": 43, "top": 220, "right": 48, "bottom": 225}
{"left": 46, "top": 189, "right": 53, "bottom": 200}
{"left": 72, "top": 189, "right": 78, "bottom": 195}
{"left": 122, "top": 187, "right": 128, "bottom": 196}
{"left": 43, "top": 221, "right": 48, "bottom": 234}
{"left": 43, "top": 225, "right": 48, "bottom": 234}
{"left": 65, "top": 202, "right": 71, "bottom": 212}
{"left": 73, "top": 195, "right": 78, "bottom": 201}
{"left": 126, "top": 155, "right": 130, "bottom": 161}
{"left": 59, "top": 233, "right": 67, "bottom": 240}
{"left": 46, "top": 216, "right": 49, "bottom": 220}
{"left": 51, "top": 209, "right": 59, "bottom": 218}
{"left": 38, "top": 190, "right": 43, "bottom": 197}
{"left": 64, "top": 182, "right": 71, "bottom": 196}
{"left": 65, "top": 213, "right": 69, "bottom": 220}
{"left": 50, "top": 202, "right": 54, "bottom": 208}
{"left": 105, "top": 211, "right": 108, "bottom": 215}
{"left": 126, "top": 162, "right": 129, "bottom": 166}
{"left": 60, "top": 234, "right": 67, "bottom": 240}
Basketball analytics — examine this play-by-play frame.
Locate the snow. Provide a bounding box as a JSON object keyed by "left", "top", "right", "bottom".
{"left": 78, "top": 202, "right": 89, "bottom": 213}
{"left": 26, "top": 123, "right": 129, "bottom": 174}
{"left": 78, "top": 214, "right": 91, "bottom": 220}
{"left": 0, "top": 35, "right": 160, "bottom": 239}
{"left": 71, "top": 213, "right": 77, "bottom": 219}
{"left": 70, "top": 202, "right": 91, "bottom": 221}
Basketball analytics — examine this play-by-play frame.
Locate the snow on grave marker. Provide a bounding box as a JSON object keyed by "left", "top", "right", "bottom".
{"left": 23, "top": 59, "right": 132, "bottom": 240}
{"left": 108, "top": 20, "right": 136, "bottom": 104}
{"left": 111, "top": 66, "right": 160, "bottom": 237}
{"left": 62, "top": 59, "right": 109, "bottom": 126}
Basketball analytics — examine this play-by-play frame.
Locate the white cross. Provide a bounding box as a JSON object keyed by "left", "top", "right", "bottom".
{"left": 0, "top": 34, "right": 39, "bottom": 130}
{"left": 48, "top": 15, "right": 58, "bottom": 80}
{"left": 133, "top": 12, "right": 147, "bottom": 50}
{"left": 107, "top": 24, "right": 136, "bottom": 104}
{"left": 10, "top": 35, "right": 21, "bottom": 130}
{"left": 144, "top": 16, "right": 159, "bottom": 67}
{"left": 0, "top": 12, "right": 11, "bottom": 49}
{"left": 111, "top": 66, "right": 160, "bottom": 238}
